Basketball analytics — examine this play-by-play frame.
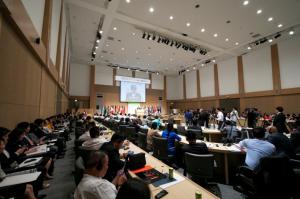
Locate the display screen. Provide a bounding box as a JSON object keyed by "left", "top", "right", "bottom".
{"left": 120, "top": 81, "right": 146, "bottom": 102}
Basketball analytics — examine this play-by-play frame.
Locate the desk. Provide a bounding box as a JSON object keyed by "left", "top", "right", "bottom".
{"left": 121, "top": 143, "right": 219, "bottom": 199}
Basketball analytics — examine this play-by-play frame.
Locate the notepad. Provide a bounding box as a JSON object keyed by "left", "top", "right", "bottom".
{"left": 18, "top": 157, "right": 42, "bottom": 168}
{"left": 0, "top": 172, "right": 41, "bottom": 187}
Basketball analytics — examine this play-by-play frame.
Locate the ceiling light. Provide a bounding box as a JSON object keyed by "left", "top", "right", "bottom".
{"left": 135, "top": 50, "right": 138, "bottom": 53}
{"left": 201, "top": 63, "right": 204, "bottom": 67}
{"left": 132, "top": 32, "right": 136, "bottom": 36}
{"left": 277, "top": 24, "right": 283, "bottom": 28}
{"left": 121, "top": 47, "right": 125, "bottom": 51}
{"left": 214, "top": 33, "right": 218, "bottom": 37}
{"left": 101, "top": 55, "right": 103, "bottom": 58}
{"left": 193, "top": 67, "right": 196, "bottom": 70}
{"left": 96, "top": 39, "right": 100, "bottom": 43}
{"left": 201, "top": 28, "right": 205, "bottom": 32}
{"left": 92, "top": 51, "right": 96, "bottom": 55}
{"left": 117, "top": 66, "right": 120, "bottom": 69}
{"left": 127, "top": 68, "right": 130, "bottom": 71}
{"left": 243, "top": 0, "right": 249, "bottom": 6}
{"left": 289, "top": 30, "right": 294, "bottom": 35}
{"left": 156, "top": 72, "right": 159, "bottom": 75}
{"left": 186, "top": 22, "right": 191, "bottom": 27}
{"left": 186, "top": 69, "right": 190, "bottom": 72}
{"left": 95, "top": 46, "right": 98, "bottom": 49}
{"left": 169, "top": 16, "right": 174, "bottom": 20}
{"left": 235, "top": 42, "right": 239, "bottom": 45}
{"left": 125, "top": 0, "right": 130, "bottom": 3}
{"left": 106, "top": 44, "right": 109, "bottom": 47}
{"left": 225, "top": 38, "right": 229, "bottom": 42}
{"left": 113, "top": 27, "right": 117, "bottom": 30}
{"left": 146, "top": 71, "right": 149, "bottom": 74}
{"left": 268, "top": 39, "right": 273, "bottom": 43}
{"left": 149, "top": 7, "right": 154, "bottom": 13}
{"left": 99, "top": 30, "right": 103, "bottom": 34}
{"left": 256, "top": 9, "right": 262, "bottom": 14}
{"left": 268, "top": 17, "right": 273, "bottom": 22}
{"left": 212, "top": 59, "right": 216, "bottom": 63}
{"left": 247, "top": 46, "right": 252, "bottom": 50}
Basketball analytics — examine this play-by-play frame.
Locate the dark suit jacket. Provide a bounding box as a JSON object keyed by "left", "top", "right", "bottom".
{"left": 290, "top": 132, "right": 300, "bottom": 154}
{"left": 181, "top": 143, "right": 209, "bottom": 155}
{"left": 267, "top": 132, "right": 294, "bottom": 157}
{"left": 100, "top": 142, "right": 124, "bottom": 182}
{"left": 273, "top": 113, "right": 288, "bottom": 133}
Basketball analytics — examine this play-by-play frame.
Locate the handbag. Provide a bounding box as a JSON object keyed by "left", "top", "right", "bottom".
{"left": 127, "top": 153, "right": 146, "bottom": 170}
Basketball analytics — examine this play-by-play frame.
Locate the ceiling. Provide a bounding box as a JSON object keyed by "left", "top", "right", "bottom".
{"left": 66, "top": 0, "right": 300, "bottom": 75}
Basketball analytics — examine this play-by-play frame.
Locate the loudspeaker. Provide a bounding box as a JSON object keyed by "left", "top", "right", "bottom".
{"left": 35, "top": 37, "right": 40, "bottom": 44}
{"left": 159, "top": 97, "right": 162, "bottom": 100}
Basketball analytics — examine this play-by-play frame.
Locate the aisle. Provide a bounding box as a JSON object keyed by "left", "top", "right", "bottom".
{"left": 40, "top": 135, "right": 76, "bottom": 199}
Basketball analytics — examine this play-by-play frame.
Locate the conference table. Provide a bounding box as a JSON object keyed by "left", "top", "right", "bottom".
{"left": 120, "top": 142, "right": 220, "bottom": 199}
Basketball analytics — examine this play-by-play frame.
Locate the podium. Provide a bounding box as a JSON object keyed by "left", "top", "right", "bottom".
{"left": 135, "top": 109, "right": 145, "bottom": 116}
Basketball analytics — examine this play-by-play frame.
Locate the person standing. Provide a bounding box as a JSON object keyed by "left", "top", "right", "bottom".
{"left": 230, "top": 107, "right": 239, "bottom": 124}
{"left": 216, "top": 108, "right": 224, "bottom": 130}
{"left": 273, "top": 106, "right": 289, "bottom": 134}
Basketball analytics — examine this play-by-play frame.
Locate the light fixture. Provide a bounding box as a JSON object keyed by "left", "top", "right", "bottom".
{"left": 125, "top": 0, "right": 130, "bottom": 3}
{"left": 186, "top": 69, "right": 190, "bottom": 72}
{"left": 117, "top": 66, "right": 120, "bottom": 69}
{"left": 212, "top": 59, "right": 216, "bottom": 63}
{"left": 214, "top": 33, "right": 218, "bottom": 37}
{"left": 156, "top": 72, "right": 159, "bottom": 75}
{"left": 92, "top": 51, "right": 96, "bottom": 55}
{"left": 146, "top": 70, "right": 149, "bottom": 74}
{"left": 268, "top": 39, "right": 273, "bottom": 43}
{"left": 96, "top": 39, "right": 100, "bottom": 43}
{"left": 268, "top": 17, "right": 273, "bottom": 22}
{"left": 225, "top": 38, "right": 229, "bottom": 42}
{"left": 149, "top": 7, "right": 154, "bottom": 13}
{"left": 95, "top": 46, "right": 98, "bottom": 49}
{"left": 113, "top": 27, "right": 117, "bottom": 30}
{"left": 256, "top": 9, "right": 262, "bottom": 14}
{"left": 193, "top": 67, "right": 196, "bottom": 70}
{"left": 127, "top": 68, "right": 130, "bottom": 71}
{"left": 169, "top": 16, "right": 174, "bottom": 20}
{"left": 201, "top": 28, "right": 205, "bottom": 32}
{"left": 132, "top": 32, "right": 136, "bottom": 36}
{"left": 121, "top": 47, "right": 125, "bottom": 51}
{"left": 106, "top": 44, "right": 109, "bottom": 47}
{"left": 201, "top": 63, "right": 204, "bottom": 67}
{"left": 247, "top": 46, "right": 252, "bottom": 50}
{"left": 74, "top": 99, "right": 78, "bottom": 102}
{"left": 243, "top": 0, "right": 249, "bottom": 6}
{"left": 277, "top": 24, "right": 283, "bottom": 28}
{"left": 186, "top": 22, "right": 191, "bottom": 27}
{"left": 289, "top": 30, "right": 294, "bottom": 35}
{"left": 235, "top": 42, "right": 239, "bottom": 45}
{"left": 135, "top": 50, "right": 138, "bottom": 53}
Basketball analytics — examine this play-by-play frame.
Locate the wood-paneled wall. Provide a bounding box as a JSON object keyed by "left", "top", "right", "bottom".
{"left": 0, "top": 1, "right": 69, "bottom": 129}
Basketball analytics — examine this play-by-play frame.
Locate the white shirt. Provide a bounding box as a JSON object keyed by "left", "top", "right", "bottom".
{"left": 82, "top": 137, "right": 108, "bottom": 150}
{"left": 78, "top": 131, "right": 90, "bottom": 141}
{"left": 230, "top": 110, "right": 239, "bottom": 122}
{"left": 217, "top": 111, "right": 224, "bottom": 122}
{"left": 74, "top": 174, "right": 117, "bottom": 199}
{"left": 239, "top": 139, "right": 275, "bottom": 170}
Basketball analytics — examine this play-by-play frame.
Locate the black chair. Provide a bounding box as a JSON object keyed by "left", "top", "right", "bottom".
{"left": 152, "top": 136, "right": 173, "bottom": 163}
{"left": 137, "top": 132, "right": 147, "bottom": 151}
{"left": 187, "top": 129, "right": 203, "bottom": 140}
{"left": 124, "top": 126, "right": 137, "bottom": 142}
{"left": 119, "top": 125, "right": 129, "bottom": 137}
{"left": 139, "top": 127, "right": 148, "bottom": 135}
{"left": 177, "top": 125, "right": 186, "bottom": 135}
{"left": 74, "top": 156, "right": 85, "bottom": 186}
{"left": 184, "top": 153, "right": 214, "bottom": 184}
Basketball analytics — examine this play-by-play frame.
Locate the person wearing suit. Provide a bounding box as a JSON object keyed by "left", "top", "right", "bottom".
{"left": 273, "top": 106, "right": 289, "bottom": 134}
{"left": 290, "top": 127, "right": 300, "bottom": 154}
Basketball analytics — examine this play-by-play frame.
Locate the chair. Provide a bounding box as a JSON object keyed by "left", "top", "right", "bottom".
{"left": 137, "top": 132, "right": 147, "bottom": 151}
{"left": 74, "top": 156, "right": 85, "bottom": 186}
{"left": 184, "top": 153, "right": 214, "bottom": 184}
{"left": 187, "top": 129, "right": 203, "bottom": 140}
{"left": 124, "top": 126, "right": 137, "bottom": 142}
{"left": 177, "top": 125, "right": 186, "bottom": 135}
{"left": 152, "top": 136, "right": 173, "bottom": 163}
{"left": 139, "top": 127, "right": 148, "bottom": 135}
{"left": 119, "top": 125, "right": 129, "bottom": 137}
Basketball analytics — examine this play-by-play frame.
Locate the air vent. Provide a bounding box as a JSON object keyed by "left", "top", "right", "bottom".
{"left": 107, "top": 36, "right": 114, "bottom": 41}
{"left": 182, "top": 33, "right": 188, "bottom": 37}
{"left": 105, "top": 60, "right": 109, "bottom": 62}
{"left": 196, "top": 59, "right": 201, "bottom": 61}
{"left": 252, "top": 33, "right": 261, "bottom": 38}
{"left": 102, "top": 50, "right": 107, "bottom": 53}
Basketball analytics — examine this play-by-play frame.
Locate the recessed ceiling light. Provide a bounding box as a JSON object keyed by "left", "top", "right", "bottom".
{"left": 117, "top": 66, "right": 120, "bottom": 69}
{"left": 193, "top": 67, "right": 196, "bottom": 70}
{"left": 92, "top": 51, "right": 96, "bottom": 55}
{"left": 125, "top": 0, "right": 130, "bottom": 3}
{"left": 113, "top": 27, "right": 117, "bottom": 30}
{"left": 186, "top": 69, "right": 190, "bottom": 72}
{"left": 225, "top": 38, "right": 229, "bottom": 42}
{"left": 235, "top": 42, "right": 239, "bottom": 45}
{"left": 132, "top": 32, "right": 136, "bottom": 36}
{"left": 169, "top": 16, "right": 174, "bottom": 20}
{"left": 96, "top": 39, "right": 100, "bottom": 43}
{"left": 277, "top": 24, "right": 283, "bottom": 28}
{"left": 212, "top": 59, "right": 216, "bottom": 63}
{"left": 213, "top": 33, "right": 218, "bottom": 37}
{"left": 136, "top": 50, "right": 138, "bottom": 53}
{"left": 268, "top": 17, "right": 273, "bottom": 22}
{"left": 243, "top": 0, "right": 249, "bottom": 6}
{"left": 101, "top": 55, "right": 103, "bottom": 58}
{"left": 149, "top": 7, "right": 154, "bottom": 13}
{"left": 201, "top": 28, "right": 205, "bottom": 32}
{"left": 95, "top": 46, "right": 98, "bottom": 49}
{"left": 128, "top": 68, "right": 130, "bottom": 71}
{"left": 201, "top": 63, "right": 204, "bottom": 67}
{"left": 256, "top": 9, "right": 262, "bottom": 14}
{"left": 247, "top": 46, "right": 252, "bottom": 50}
{"left": 186, "top": 22, "right": 191, "bottom": 27}
{"left": 289, "top": 30, "right": 294, "bottom": 35}
{"left": 121, "top": 47, "right": 125, "bottom": 51}
{"left": 106, "top": 44, "right": 109, "bottom": 47}
{"left": 99, "top": 30, "right": 103, "bottom": 34}
{"left": 268, "top": 39, "right": 273, "bottom": 43}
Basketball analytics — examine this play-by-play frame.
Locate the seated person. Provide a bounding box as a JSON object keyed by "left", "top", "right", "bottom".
{"left": 162, "top": 123, "right": 181, "bottom": 156}
{"left": 141, "top": 115, "right": 148, "bottom": 126}
{"left": 82, "top": 127, "right": 107, "bottom": 150}
{"left": 116, "top": 178, "right": 150, "bottom": 199}
{"left": 267, "top": 126, "right": 294, "bottom": 158}
{"left": 238, "top": 127, "right": 275, "bottom": 170}
{"left": 187, "top": 120, "right": 202, "bottom": 131}
{"left": 290, "top": 127, "right": 300, "bottom": 154}
{"left": 0, "top": 138, "right": 37, "bottom": 199}
{"left": 146, "top": 122, "right": 160, "bottom": 151}
{"left": 74, "top": 151, "right": 127, "bottom": 199}
{"left": 100, "top": 134, "right": 126, "bottom": 182}
{"left": 220, "top": 120, "right": 239, "bottom": 142}
{"left": 152, "top": 116, "right": 161, "bottom": 128}
{"left": 182, "top": 131, "right": 209, "bottom": 155}
{"left": 78, "top": 121, "right": 97, "bottom": 141}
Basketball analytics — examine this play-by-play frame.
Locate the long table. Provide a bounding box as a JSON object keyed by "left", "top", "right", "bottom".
{"left": 120, "top": 143, "right": 220, "bottom": 199}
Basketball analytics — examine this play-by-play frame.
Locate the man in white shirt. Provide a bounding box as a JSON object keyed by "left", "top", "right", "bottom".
{"left": 239, "top": 127, "right": 275, "bottom": 170}
{"left": 216, "top": 108, "right": 224, "bottom": 130}
{"left": 74, "top": 151, "right": 126, "bottom": 199}
{"left": 230, "top": 107, "right": 239, "bottom": 123}
{"left": 82, "top": 127, "right": 107, "bottom": 150}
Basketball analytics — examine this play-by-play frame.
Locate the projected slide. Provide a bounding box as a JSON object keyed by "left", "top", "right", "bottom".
{"left": 120, "top": 81, "right": 146, "bottom": 102}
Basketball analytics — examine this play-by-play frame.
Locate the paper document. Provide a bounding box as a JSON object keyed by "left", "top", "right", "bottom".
{"left": 0, "top": 172, "right": 41, "bottom": 187}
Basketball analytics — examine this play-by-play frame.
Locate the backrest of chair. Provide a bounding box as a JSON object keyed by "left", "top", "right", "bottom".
{"left": 185, "top": 153, "right": 214, "bottom": 179}
{"left": 153, "top": 136, "right": 169, "bottom": 160}
{"left": 119, "top": 125, "right": 129, "bottom": 137}
{"left": 125, "top": 126, "right": 136, "bottom": 140}
{"left": 187, "top": 129, "right": 203, "bottom": 140}
{"left": 140, "top": 127, "right": 148, "bottom": 135}
{"left": 74, "top": 156, "right": 85, "bottom": 186}
{"left": 137, "top": 132, "right": 147, "bottom": 150}
{"left": 177, "top": 126, "right": 186, "bottom": 135}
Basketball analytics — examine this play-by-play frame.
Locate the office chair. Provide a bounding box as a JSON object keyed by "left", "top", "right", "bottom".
{"left": 177, "top": 125, "right": 186, "bottom": 136}
{"left": 152, "top": 136, "right": 173, "bottom": 164}
{"left": 187, "top": 129, "right": 203, "bottom": 140}
{"left": 124, "top": 126, "right": 137, "bottom": 143}
{"left": 118, "top": 125, "right": 129, "bottom": 137}
{"left": 137, "top": 132, "right": 147, "bottom": 151}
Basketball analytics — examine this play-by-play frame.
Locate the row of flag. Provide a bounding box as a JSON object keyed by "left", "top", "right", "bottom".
{"left": 99, "top": 105, "right": 162, "bottom": 116}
